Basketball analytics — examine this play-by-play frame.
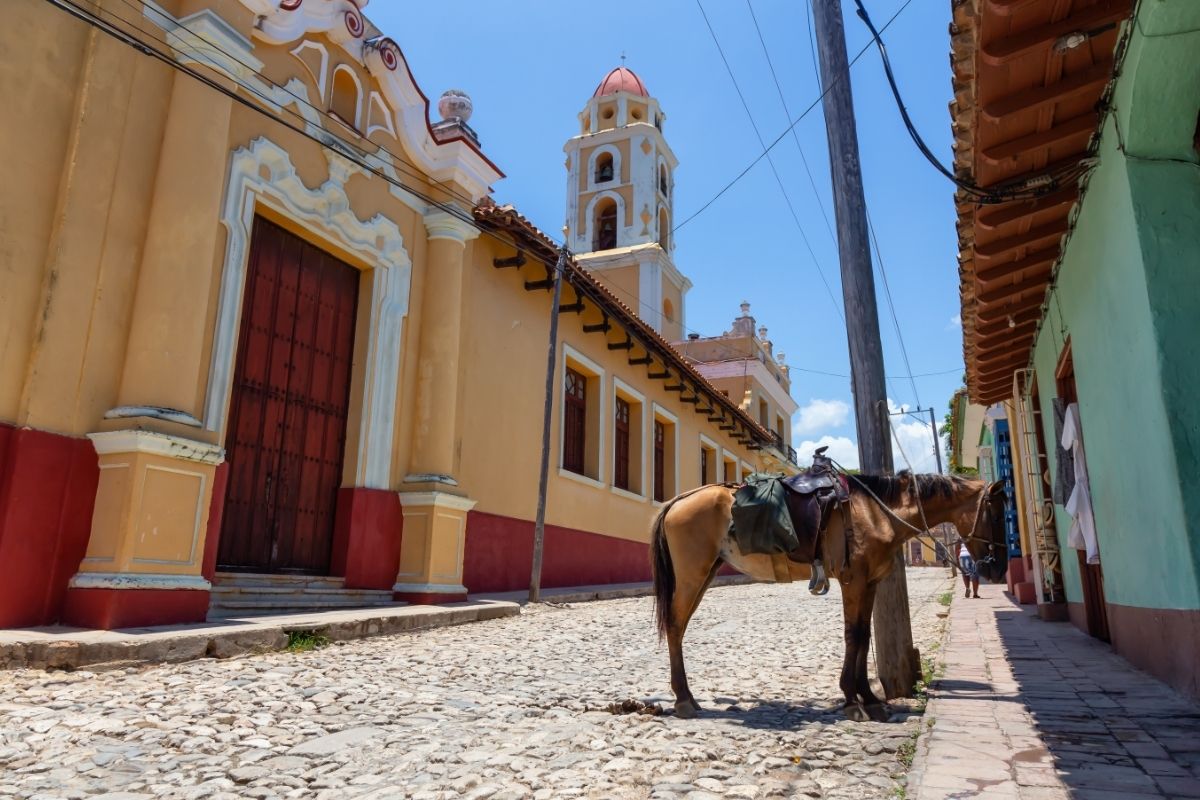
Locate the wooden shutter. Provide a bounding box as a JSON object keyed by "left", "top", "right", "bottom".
{"left": 564, "top": 367, "right": 587, "bottom": 475}
{"left": 654, "top": 420, "right": 666, "bottom": 502}
{"left": 700, "top": 447, "right": 709, "bottom": 486}
{"left": 614, "top": 397, "right": 630, "bottom": 491}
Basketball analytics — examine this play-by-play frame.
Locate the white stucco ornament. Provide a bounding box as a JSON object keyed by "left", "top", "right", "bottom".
{"left": 437, "top": 89, "right": 473, "bottom": 123}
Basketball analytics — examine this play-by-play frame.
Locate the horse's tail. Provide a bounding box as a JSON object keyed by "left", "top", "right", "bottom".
{"left": 650, "top": 485, "right": 713, "bottom": 639}
{"left": 650, "top": 500, "right": 675, "bottom": 640}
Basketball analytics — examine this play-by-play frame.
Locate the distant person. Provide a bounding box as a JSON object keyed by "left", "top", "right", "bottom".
{"left": 956, "top": 539, "right": 980, "bottom": 599}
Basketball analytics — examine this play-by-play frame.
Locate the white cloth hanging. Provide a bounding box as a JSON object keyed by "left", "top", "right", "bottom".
{"left": 1061, "top": 402, "right": 1100, "bottom": 564}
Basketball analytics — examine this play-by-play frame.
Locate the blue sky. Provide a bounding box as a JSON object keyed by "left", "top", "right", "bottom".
{"left": 369, "top": 0, "right": 962, "bottom": 472}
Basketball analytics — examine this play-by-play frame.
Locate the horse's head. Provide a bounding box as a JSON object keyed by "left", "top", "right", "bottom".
{"left": 965, "top": 481, "right": 1009, "bottom": 583}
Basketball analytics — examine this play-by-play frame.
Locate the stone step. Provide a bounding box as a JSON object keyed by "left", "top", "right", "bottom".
{"left": 213, "top": 572, "right": 345, "bottom": 590}
{"left": 208, "top": 572, "right": 396, "bottom": 621}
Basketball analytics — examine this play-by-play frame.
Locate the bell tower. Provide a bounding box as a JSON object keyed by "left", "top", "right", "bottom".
{"left": 564, "top": 65, "right": 690, "bottom": 340}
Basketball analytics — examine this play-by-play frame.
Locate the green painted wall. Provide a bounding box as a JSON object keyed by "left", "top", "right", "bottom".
{"left": 1028, "top": 3, "right": 1200, "bottom": 611}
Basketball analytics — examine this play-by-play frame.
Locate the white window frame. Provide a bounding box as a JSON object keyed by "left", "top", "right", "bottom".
{"left": 651, "top": 403, "right": 680, "bottom": 507}
{"left": 611, "top": 377, "right": 647, "bottom": 502}
{"left": 559, "top": 343, "right": 606, "bottom": 489}
{"left": 587, "top": 144, "right": 623, "bottom": 190}
{"left": 698, "top": 433, "right": 720, "bottom": 487}
{"left": 720, "top": 450, "right": 739, "bottom": 484}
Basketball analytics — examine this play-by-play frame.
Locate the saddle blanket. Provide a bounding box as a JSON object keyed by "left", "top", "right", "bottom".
{"left": 729, "top": 473, "right": 799, "bottom": 557}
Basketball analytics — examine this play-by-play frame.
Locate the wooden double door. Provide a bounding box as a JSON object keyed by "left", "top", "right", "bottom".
{"left": 217, "top": 216, "right": 359, "bottom": 574}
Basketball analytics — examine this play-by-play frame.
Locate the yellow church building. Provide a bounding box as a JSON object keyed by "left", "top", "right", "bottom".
{"left": 0, "top": 0, "right": 798, "bottom": 629}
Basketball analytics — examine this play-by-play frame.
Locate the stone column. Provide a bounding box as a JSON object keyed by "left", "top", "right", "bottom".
{"left": 396, "top": 210, "right": 479, "bottom": 602}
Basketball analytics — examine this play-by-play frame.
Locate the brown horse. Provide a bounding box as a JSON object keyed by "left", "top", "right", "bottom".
{"left": 649, "top": 472, "right": 1001, "bottom": 722}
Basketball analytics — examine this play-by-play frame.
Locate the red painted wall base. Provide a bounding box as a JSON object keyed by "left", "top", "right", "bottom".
{"left": 331, "top": 487, "right": 403, "bottom": 590}
{"left": 0, "top": 424, "right": 99, "bottom": 628}
{"left": 462, "top": 510, "right": 652, "bottom": 594}
{"left": 393, "top": 591, "right": 468, "bottom": 605}
{"left": 61, "top": 587, "right": 210, "bottom": 630}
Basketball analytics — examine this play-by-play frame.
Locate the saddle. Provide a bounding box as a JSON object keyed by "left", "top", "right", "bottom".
{"left": 729, "top": 447, "right": 850, "bottom": 596}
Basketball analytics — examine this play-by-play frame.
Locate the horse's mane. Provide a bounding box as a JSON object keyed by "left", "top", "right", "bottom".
{"left": 850, "top": 471, "right": 973, "bottom": 504}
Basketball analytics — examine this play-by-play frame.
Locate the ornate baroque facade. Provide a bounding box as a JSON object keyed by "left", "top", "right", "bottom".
{"left": 0, "top": 0, "right": 798, "bottom": 629}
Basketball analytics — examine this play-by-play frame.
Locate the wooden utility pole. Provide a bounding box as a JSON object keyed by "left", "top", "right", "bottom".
{"left": 530, "top": 249, "right": 569, "bottom": 603}
{"left": 811, "top": 0, "right": 920, "bottom": 699}
{"left": 929, "top": 407, "right": 944, "bottom": 474}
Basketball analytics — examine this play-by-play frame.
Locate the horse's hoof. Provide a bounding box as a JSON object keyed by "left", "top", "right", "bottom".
{"left": 674, "top": 699, "right": 700, "bottom": 719}
{"left": 842, "top": 702, "right": 870, "bottom": 722}
{"left": 865, "top": 703, "right": 891, "bottom": 722}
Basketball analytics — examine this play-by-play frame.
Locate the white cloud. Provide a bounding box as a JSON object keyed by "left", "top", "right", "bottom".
{"left": 795, "top": 435, "right": 859, "bottom": 470}
{"left": 948, "top": 313, "right": 962, "bottom": 330}
{"left": 792, "top": 398, "right": 851, "bottom": 438}
{"left": 886, "top": 398, "right": 948, "bottom": 474}
{"left": 794, "top": 400, "right": 949, "bottom": 474}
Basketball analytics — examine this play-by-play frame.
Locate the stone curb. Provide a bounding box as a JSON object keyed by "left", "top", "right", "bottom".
{"left": 0, "top": 601, "right": 518, "bottom": 672}
{"left": 902, "top": 593, "right": 956, "bottom": 795}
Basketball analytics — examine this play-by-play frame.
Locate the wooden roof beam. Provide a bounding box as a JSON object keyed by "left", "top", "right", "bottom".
{"left": 981, "top": 1, "right": 1130, "bottom": 66}
{"left": 977, "top": 290, "right": 1046, "bottom": 323}
{"left": 976, "top": 247, "right": 1058, "bottom": 285}
{"left": 977, "top": 273, "right": 1052, "bottom": 305}
{"left": 976, "top": 188, "right": 1078, "bottom": 231}
{"left": 974, "top": 218, "right": 1068, "bottom": 261}
{"left": 976, "top": 336, "right": 1036, "bottom": 364}
{"left": 982, "top": 59, "right": 1114, "bottom": 122}
{"left": 980, "top": 112, "right": 1098, "bottom": 166}
{"left": 975, "top": 307, "right": 1042, "bottom": 337}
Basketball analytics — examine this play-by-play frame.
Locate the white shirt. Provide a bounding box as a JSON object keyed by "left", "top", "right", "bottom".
{"left": 1061, "top": 402, "right": 1100, "bottom": 564}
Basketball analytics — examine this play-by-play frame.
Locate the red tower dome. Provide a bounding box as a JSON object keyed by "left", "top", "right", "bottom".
{"left": 592, "top": 66, "right": 649, "bottom": 98}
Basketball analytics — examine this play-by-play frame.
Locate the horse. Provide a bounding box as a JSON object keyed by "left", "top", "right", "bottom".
{"left": 649, "top": 471, "right": 1003, "bottom": 722}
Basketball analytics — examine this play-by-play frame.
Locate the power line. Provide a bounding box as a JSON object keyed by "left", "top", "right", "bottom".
{"left": 113, "top": 0, "right": 484, "bottom": 213}
{"left": 694, "top": 0, "right": 844, "bottom": 324}
{"left": 853, "top": 0, "right": 1088, "bottom": 203}
{"left": 60, "top": 0, "right": 965, "bottom": 404}
{"left": 745, "top": 0, "right": 837, "bottom": 245}
{"left": 750, "top": 0, "right": 922, "bottom": 410}
{"left": 673, "top": 0, "right": 916, "bottom": 234}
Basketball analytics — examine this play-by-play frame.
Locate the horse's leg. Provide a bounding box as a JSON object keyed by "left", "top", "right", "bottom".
{"left": 839, "top": 577, "right": 870, "bottom": 721}
{"left": 852, "top": 581, "right": 891, "bottom": 722}
{"left": 667, "top": 557, "right": 722, "bottom": 718}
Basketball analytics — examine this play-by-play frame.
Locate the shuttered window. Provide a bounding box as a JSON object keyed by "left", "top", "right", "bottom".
{"left": 614, "top": 397, "right": 630, "bottom": 491}
{"left": 564, "top": 367, "right": 587, "bottom": 475}
{"left": 700, "top": 447, "right": 709, "bottom": 487}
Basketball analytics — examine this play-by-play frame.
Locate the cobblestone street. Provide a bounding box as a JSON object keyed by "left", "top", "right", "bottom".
{"left": 0, "top": 569, "right": 951, "bottom": 799}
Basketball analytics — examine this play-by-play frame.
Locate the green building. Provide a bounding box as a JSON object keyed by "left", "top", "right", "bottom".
{"left": 949, "top": 0, "right": 1200, "bottom": 698}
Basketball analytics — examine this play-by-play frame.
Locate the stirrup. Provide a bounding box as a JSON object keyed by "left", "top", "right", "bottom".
{"left": 808, "top": 559, "right": 830, "bottom": 595}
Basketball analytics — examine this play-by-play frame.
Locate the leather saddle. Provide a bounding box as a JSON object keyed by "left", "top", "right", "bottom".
{"left": 780, "top": 446, "right": 850, "bottom": 595}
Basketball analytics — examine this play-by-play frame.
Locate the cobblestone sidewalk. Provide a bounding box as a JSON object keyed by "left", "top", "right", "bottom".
{"left": 0, "top": 569, "right": 951, "bottom": 800}
{"left": 908, "top": 589, "right": 1200, "bottom": 799}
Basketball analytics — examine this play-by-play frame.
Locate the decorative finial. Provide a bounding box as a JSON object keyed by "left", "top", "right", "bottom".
{"left": 620, "top": 50, "right": 626, "bottom": 65}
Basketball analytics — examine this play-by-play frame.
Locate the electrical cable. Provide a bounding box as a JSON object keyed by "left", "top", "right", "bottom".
{"left": 753, "top": 0, "right": 928, "bottom": 411}
{"left": 112, "top": 0, "right": 484, "bottom": 213}
{"left": 853, "top": 0, "right": 1086, "bottom": 204}
{"left": 694, "top": 0, "right": 844, "bottom": 324}
{"left": 745, "top": 0, "right": 837, "bottom": 246}
{"left": 44, "top": 0, "right": 795, "bottom": 443}
{"left": 673, "top": 0, "right": 916, "bottom": 234}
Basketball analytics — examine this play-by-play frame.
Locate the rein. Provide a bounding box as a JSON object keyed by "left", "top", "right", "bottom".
{"left": 829, "top": 461, "right": 999, "bottom": 551}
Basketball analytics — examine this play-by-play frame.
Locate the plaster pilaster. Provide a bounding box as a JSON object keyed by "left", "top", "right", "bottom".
{"left": 113, "top": 70, "right": 234, "bottom": 424}
{"left": 406, "top": 211, "right": 479, "bottom": 486}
